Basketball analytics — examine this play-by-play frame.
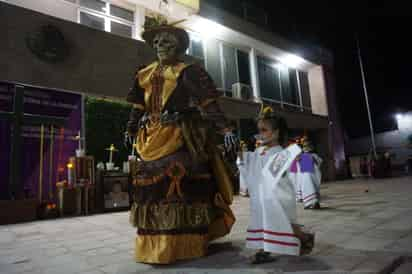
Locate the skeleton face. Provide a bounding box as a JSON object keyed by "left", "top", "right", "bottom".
{"left": 152, "top": 31, "right": 179, "bottom": 62}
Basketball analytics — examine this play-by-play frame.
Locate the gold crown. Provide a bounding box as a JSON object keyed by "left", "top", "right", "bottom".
{"left": 258, "top": 104, "right": 274, "bottom": 119}
{"left": 143, "top": 15, "right": 186, "bottom": 31}
{"left": 262, "top": 106, "right": 274, "bottom": 115}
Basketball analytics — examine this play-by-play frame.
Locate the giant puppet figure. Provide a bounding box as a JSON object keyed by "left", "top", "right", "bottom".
{"left": 126, "top": 17, "right": 235, "bottom": 264}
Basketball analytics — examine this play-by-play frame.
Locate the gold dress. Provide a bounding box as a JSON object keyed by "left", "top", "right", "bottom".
{"left": 127, "top": 61, "right": 235, "bottom": 264}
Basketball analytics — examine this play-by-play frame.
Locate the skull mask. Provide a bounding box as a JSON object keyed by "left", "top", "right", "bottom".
{"left": 152, "top": 31, "right": 179, "bottom": 63}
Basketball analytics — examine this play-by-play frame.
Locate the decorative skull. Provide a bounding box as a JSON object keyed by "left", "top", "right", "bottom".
{"left": 152, "top": 31, "right": 179, "bottom": 63}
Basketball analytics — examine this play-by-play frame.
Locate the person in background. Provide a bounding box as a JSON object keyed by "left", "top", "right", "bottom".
{"left": 311, "top": 151, "right": 323, "bottom": 198}
{"left": 222, "top": 123, "right": 241, "bottom": 194}
{"left": 292, "top": 137, "right": 321, "bottom": 210}
{"left": 223, "top": 123, "right": 240, "bottom": 162}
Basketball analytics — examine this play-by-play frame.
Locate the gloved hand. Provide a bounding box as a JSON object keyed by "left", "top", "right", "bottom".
{"left": 127, "top": 108, "right": 143, "bottom": 136}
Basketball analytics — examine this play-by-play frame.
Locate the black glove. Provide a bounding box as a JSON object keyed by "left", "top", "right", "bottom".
{"left": 127, "top": 108, "right": 143, "bottom": 136}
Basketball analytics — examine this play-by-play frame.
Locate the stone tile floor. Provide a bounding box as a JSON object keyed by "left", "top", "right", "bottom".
{"left": 1, "top": 176, "right": 412, "bottom": 274}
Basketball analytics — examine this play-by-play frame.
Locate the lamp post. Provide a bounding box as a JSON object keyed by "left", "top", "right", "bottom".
{"left": 356, "top": 33, "right": 377, "bottom": 159}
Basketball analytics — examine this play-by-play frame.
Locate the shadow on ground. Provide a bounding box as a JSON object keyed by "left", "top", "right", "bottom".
{"left": 117, "top": 240, "right": 334, "bottom": 274}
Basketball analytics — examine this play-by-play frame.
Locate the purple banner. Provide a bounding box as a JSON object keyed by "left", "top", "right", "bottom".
{"left": 0, "top": 83, "right": 82, "bottom": 201}
{"left": 21, "top": 88, "right": 82, "bottom": 202}
{"left": 23, "top": 87, "right": 80, "bottom": 118}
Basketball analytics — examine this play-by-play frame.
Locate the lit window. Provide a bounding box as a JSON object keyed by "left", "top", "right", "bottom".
{"left": 222, "top": 44, "right": 238, "bottom": 94}
{"left": 257, "top": 57, "right": 281, "bottom": 102}
{"left": 257, "top": 55, "right": 304, "bottom": 108}
{"left": 187, "top": 32, "right": 204, "bottom": 63}
{"left": 78, "top": 0, "right": 135, "bottom": 38}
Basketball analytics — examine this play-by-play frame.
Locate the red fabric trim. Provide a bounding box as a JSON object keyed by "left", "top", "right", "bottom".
{"left": 247, "top": 229, "right": 299, "bottom": 239}
{"left": 246, "top": 237, "right": 299, "bottom": 247}
{"left": 304, "top": 196, "right": 317, "bottom": 203}
{"left": 303, "top": 193, "right": 317, "bottom": 201}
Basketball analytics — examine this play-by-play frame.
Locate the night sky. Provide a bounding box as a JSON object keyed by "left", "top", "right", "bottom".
{"left": 238, "top": 1, "right": 412, "bottom": 138}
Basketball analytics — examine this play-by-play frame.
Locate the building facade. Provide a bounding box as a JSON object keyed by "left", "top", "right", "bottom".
{"left": 0, "top": 0, "right": 346, "bottom": 180}
{"left": 347, "top": 112, "right": 412, "bottom": 176}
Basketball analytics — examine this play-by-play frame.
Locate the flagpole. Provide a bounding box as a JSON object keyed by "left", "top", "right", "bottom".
{"left": 356, "top": 33, "right": 377, "bottom": 159}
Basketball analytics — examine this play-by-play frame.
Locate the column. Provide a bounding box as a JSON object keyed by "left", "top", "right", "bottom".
{"left": 249, "top": 48, "right": 261, "bottom": 102}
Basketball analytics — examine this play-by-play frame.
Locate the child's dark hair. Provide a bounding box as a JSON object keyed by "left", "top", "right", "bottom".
{"left": 257, "top": 111, "right": 288, "bottom": 146}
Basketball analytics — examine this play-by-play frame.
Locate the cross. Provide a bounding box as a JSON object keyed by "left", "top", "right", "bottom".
{"left": 105, "top": 144, "right": 118, "bottom": 164}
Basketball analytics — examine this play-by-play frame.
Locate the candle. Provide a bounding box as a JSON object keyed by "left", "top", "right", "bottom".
{"left": 105, "top": 144, "right": 118, "bottom": 170}
{"left": 105, "top": 144, "right": 117, "bottom": 163}
{"left": 131, "top": 138, "right": 136, "bottom": 156}
{"left": 78, "top": 131, "right": 81, "bottom": 151}
{"left": 75, "top": 131, "right": 82, "bottom": 151}
{"left": 109, "top": 144, "right": 114, "bottom": 163}
{"left": 67, "top": 163, "right": 74, "bottom": 185}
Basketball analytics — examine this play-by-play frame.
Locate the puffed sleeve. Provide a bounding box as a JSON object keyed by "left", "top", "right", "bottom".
{"left": 182, "top": 64, "right": 227, "bottom": 129}
{"left": 126, "top": 69, "right": 145, "bottom": 135}
{"left": 126, "top": 68, "right": 145, "bottom": 107}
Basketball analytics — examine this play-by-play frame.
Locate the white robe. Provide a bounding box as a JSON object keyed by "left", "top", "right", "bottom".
{"left": 293, "top": 154, "right": 321, "bottom": 208}
{"left": 237, "top": 145, "right": 301, "bottom": 255}
{"left": 288, "top": 167, "right": 301, "bottom": 202}
{"left": 312, "top": 153, "right": 323, "bottom": 191}
{"left": 297, "top": 166, "right": 319, "bottom": 208}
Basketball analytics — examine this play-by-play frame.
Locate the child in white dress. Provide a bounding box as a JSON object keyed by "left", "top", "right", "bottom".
{"left": 237, "top": 108, "right": 314, "bottom": 264}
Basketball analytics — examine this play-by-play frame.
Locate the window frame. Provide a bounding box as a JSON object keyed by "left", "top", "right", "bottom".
{"left": 185, "top": 31, "right": 255, "bottom": 97}
{"left": 187, "top": 31, "right": 206, "bottom": 65}
{"left": 182, "top": 30, "right": 310, "bottom": 111}
{"left": 257, "top": 54, "right": 304, "bottom": 109}
{"left": 74, "top": 0, "right": 135, "bottom": 38}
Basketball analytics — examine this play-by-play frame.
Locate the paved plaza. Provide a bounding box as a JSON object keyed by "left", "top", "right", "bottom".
{"left": 1, "top": 176, "right": 412, "bottom": 274}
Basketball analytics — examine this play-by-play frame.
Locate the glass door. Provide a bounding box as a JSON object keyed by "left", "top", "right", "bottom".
{"left": 20, "top": 86, "right": 82, "bottom": 203}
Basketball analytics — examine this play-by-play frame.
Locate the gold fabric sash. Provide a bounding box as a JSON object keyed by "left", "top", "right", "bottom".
{"left": 136, "top": 62, "right": 190, "bottom": 161}
{"left": 138, "top": 62, "right": 189, "bottom": 111}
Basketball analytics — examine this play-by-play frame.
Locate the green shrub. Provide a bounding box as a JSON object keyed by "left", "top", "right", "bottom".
{"left": 85, "top": 96, "right": 131, "bottom": 167}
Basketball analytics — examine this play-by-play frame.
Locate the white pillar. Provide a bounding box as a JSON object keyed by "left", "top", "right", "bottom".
{"left": 134, "top": 6, "right": 145, "bottom": 40}
{"left": 249, "top": 48, "right": 261, "bottom": 102}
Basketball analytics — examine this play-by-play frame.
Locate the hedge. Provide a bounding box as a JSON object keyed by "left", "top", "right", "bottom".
{"left": 85, "top": 96, "right": 131, "bottom": 168}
